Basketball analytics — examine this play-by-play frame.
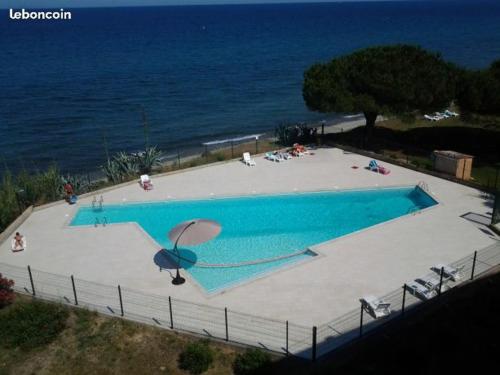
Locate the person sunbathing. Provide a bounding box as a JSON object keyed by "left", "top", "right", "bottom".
{"left": 14, "top": 232, "right": 24, "bottom": 248}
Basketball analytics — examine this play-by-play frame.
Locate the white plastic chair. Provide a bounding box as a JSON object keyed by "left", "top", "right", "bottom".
{"left": 243, "top": 152, "right": 256, "bottom": 166}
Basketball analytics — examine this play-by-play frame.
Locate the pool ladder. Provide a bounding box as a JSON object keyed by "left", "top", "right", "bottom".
{"left": 92, "top": 195, "right": 104, "bottom": 211}
{"left": 94, "top": 217, "right": 108, "bottom": 227}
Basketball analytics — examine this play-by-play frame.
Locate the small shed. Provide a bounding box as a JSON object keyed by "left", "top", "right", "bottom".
{"left": 432, "top": 150, "right": 474, "bottom": 180}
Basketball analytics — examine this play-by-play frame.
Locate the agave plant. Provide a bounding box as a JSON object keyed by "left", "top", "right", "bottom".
{"left": 114, "top": 152, "right": 140, "bottom": 178}
{"left": 101, "top": 159, "right": 123, "bottom": 183}
{"left": 137, "top": 146, "right": 162, "bottom": 174}
{"left": 101, "top": 147, "right": 163, "bottom": 183}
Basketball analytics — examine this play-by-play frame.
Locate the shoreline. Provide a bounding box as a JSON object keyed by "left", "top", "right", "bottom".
{"left": 158, "top": 114, "right": 370, "bottom": 163}
{"left": 88, "top": 114, "right": 371, "bottom": 182}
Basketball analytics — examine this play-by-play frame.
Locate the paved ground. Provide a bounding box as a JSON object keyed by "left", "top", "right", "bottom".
{"left": 0, "top": 147, "right": 497, "bottom": 326}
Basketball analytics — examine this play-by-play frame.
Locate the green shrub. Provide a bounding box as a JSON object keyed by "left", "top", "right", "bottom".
{"left": 275, "top": 122, "right": 317, "bottom": 147}
{"left": 233, "top": 348, "right": 272, "bottom": 375}
{"left": 178, "top": 340, "right": 214, "bottom": 374}
{"left": 214, "top": 153, "right": 226, "bottom": 161}
{"left": 0, "top": 300, "right": 68, "bottom": 350}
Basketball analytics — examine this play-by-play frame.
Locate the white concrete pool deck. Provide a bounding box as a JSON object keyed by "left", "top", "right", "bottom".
{"left": 0, "top": 147, "right": 497, "bottom": 326}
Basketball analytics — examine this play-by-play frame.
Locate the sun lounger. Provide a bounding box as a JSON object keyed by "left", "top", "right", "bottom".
{"left": 243, "top": 152, "right": 256, "bottom": 166}
{"left": 368, "top": 160, "right": 390, "bottom": 175}
{"left": 140, "top": 174, "right": 153, "bottom": 190}
{"left": 415, "top": 274, "right": 451, "bottom": 293}
{"left": 444, "top": 110, "right": 459, "bottom": 117}
{"left": 278, "top": 152, "right": 292, "bottom": 160}
{"left": 11, "top": 237, "right": 27, "bottom": 252}
{"left": 406, "top": 280, "right": 437, "bottom": 301}
{"left": 430, "top": 264, "right": 463, "bottom": 282}
{"left": 265, "top": 152, "right": 281, "bottom": 162}
{"left": 360, "top": 295, "right": 391, "bottom": 319}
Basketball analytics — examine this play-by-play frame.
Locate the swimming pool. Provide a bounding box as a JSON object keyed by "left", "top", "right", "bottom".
{"left": 70, "top": 186, "right": 437, "bottom": 293}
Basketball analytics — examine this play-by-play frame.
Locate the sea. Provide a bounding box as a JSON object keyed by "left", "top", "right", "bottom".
{"left": 1, "top": 1, "right": 499, "bottom": 174}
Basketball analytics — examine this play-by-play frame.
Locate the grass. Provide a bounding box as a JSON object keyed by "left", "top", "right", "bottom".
{"left": 0, "top": 297, "right": 242, "bottom": 375}
{"left": 380, "top": 113, "right": 500, "bottom": 132}
{"left": 0, "top": 299, "right": 68, "bottom": 350}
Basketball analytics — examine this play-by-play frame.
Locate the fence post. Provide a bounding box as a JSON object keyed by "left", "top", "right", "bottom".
{"left": 231, "top": 141, "right": 234, "bottom": 159}
{"left": 255, "top": 138, "right": 259, "bottom": 154}
{"left": 470, "top": 251, "right": 477, "bottom": 280}
{"left": 438, "top": 267, "right": 445, "bottom": 296}
{"left": 312, "top": 326, "right": 317, "bottom": 361}
{"left": 285, "top": 320, "right": 289, "bottom": 356}
{"left": 71, "top": 275, "right": 78, "bottom": 305}
{"left": 27, "top": 265, "right": 36, "bottom": 296}
{"left": 169, "top": 296, "right": 174, "bottom": 329}
{"left": 224, "top": 307, "right": 229, "bottom": 342}
{"left": 359, "top": 303, "right": 364, "bottom": 337}
{"left": 118, "top": 285, "right": 124, "bottom": 316}
{"left": 177, "top": 150, "right": 181, "bottom": 168}
{"left": 401, "top": 284, "right": 407, "bottom": 315}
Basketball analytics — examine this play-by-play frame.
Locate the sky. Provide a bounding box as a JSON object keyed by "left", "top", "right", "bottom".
{"left": 2, "top": 0, "right": 404, "bottom": 9}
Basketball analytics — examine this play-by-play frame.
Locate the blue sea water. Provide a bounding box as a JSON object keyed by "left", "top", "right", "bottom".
{"left": 0, "top": 1, "right": 499, "bottom": 173}
{"left": 70, "top": 186, "right": 437, "bottom": 292}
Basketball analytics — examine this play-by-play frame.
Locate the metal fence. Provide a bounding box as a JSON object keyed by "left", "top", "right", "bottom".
{"left": 0, "top": 262, "right": 312, "bottom": 358}
{"left": 1, "top": 242, "right": 500, "bottom": 360}
{"left": 156, "top": 134, "right": 275, "bottom": 170}
{"left": 314, "top": 242, "right": 500, "bottom": 358}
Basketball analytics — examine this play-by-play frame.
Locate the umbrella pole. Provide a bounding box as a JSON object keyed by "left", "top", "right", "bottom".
{"left": 172, "top": 243, "right": 185, "bottom": 285}
{"left": 171, "top": 221, "right": 195, "bottom": 285}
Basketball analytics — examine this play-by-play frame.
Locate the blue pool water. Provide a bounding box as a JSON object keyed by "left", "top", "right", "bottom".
{"left": 70, "top": 186, "right": 437, "bottom": 292}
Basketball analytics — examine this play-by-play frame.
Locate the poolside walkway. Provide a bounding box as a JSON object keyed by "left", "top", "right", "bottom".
{"left": 0, "top": 147, "right": 497, "bottom": 326}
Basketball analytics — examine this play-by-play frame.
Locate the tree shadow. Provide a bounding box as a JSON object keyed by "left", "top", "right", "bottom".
{"left": 327, "top": 125, "right": 500, "bottom": 162}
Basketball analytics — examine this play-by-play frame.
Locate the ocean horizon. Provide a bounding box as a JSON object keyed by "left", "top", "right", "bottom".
{"left": 1, "top": 0, "right": 499, "bottom": 174}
